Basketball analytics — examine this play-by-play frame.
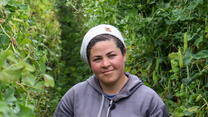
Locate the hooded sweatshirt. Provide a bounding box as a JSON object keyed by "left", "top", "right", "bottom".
{"left": 53, "top": 73, "right": 169, "bottom": 117}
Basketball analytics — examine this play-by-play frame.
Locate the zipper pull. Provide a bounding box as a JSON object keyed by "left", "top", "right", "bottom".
{"left": 106, "top": 100, "right": 116, "bottom": 117}
{"left": 109, "top": 100, "right": 115, "bottom": 110}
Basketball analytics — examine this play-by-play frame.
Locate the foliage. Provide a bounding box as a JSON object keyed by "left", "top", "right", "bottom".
{"left": 1, "top": 0, "right": 207, "bottom": 116}
{"left": 55, "top": 0, "right": 91, "bottom": 95}
{"left": 0, "top": 0, "right": 60, "bottom": 116}
{"left": 58, "top": 0, "right": 208, "bottom": 116}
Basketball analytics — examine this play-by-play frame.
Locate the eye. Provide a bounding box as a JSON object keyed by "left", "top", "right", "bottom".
{"left": 93, "top": 58, "right": 101, "bottom": 62}
{"left": 108, "top": 54, "right": 116, "bottom": 59}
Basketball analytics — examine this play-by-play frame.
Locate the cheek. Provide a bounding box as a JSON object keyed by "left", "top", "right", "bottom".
{"left": 112, "top": 56, "right": 125, "bottom": 67}
{"left": 90, "top": 63, "right": 100, "bottom": 73}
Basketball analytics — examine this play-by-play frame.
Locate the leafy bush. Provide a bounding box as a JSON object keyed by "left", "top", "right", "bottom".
{"left": 0, "top": 0, "right": 60, "bottom": 116}
{"left": 55, "top": 0, "right": 91, "bottom": 95}
{"left": 58, "top": 0, "right": 208, "bottom": 116}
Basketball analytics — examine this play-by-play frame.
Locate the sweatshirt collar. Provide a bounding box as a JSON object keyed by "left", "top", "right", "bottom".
{"left": 87, "top": 72, "right": 143, "bottom": 101}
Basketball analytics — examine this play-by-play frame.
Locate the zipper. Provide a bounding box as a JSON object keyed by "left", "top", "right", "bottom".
{"left": 106, "top": 100, "right": 114, "bottom": 117}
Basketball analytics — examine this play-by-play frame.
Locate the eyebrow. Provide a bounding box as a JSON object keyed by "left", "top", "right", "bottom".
{"left": 106, "top": 51, "right": 114, "bottom": 56}
{"left": 92, "top": 51, "right": 115, "bottom": 58}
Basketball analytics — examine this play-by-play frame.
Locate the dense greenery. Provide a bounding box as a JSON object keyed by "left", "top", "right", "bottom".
{"left": 0, "top": 0, "right": 208, "bottom": 116}
{"left": 57, "top": 0, "right": 208, "bottom": 116}
{"left": 0, "top": 0, "right": 60, "bottom": 116}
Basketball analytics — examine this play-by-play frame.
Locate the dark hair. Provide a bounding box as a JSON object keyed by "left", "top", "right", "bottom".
{"left": 87, "top": 34, "right": 126, "bottom": 65}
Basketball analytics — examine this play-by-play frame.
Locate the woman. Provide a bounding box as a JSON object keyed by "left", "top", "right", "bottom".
{"left": 53, "top": 24, "right": 169, "bottom": 117}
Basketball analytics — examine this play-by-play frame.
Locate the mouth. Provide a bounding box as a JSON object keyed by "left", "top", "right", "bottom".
{"left": 103, "top": 70, "right": 113, "bottom": 74}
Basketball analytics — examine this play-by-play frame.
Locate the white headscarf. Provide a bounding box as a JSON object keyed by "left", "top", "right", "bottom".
{"left": 80, "top": 24, "right": 126, "bottom": 64}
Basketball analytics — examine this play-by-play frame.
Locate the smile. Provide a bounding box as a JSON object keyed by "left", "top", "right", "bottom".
{"left": 103, "top": 70, "right": 113, "bottom": 74}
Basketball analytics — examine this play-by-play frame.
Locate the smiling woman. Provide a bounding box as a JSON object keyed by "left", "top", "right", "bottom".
{"left": 53, "top": 24, "right": 170, "bottom": 117}
{"left": 89, "top": 38, "right": 128, "bottom": 95}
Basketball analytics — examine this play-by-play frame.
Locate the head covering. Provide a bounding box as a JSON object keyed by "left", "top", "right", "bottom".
{"left": 80, "top": 24, "right": 126, "bottom": 64}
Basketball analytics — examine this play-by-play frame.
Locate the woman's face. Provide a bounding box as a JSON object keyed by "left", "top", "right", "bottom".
{"left": 89, "top": 40, "right": 126, "bottom": 86}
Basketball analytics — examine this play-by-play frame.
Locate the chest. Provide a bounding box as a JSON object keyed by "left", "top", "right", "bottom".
{"left": 73, "top": 93, "right": 147, "bottom": 117}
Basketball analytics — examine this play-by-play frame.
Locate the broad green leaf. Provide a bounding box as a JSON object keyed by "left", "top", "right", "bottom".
{"left": 17, "top": 104, "right": 34, "bottom": 117}
{"left": 22, "top": 74, "right": 36, "bottom": 86}
{"left": 0, "top": 101, "right": 9, "bottom": 112}
{"left": 24, "top": 63, "right": 35, "bottom": 72}
{"left": 193, "top": 50, "right": 208, "bottom": 59}
{"left": 7, "top": 55, "right": 18, "bottom": 64}
{"left": 44, "top": 74, "right": 54, "bottom": 87}
{"left": 0, "top": 50, "right": 10, "bottom": 67}
{"left": 183, "top": 49, "right": 193, "bottom": 65}
{"left": 0, "top": 64, "right": 24, "bottom": 82}
{"left": 5, "top": 87, "right": 16, "bottom": 103}
{"left": 194, "top": 36, "right": 203, "bottom": 48}
{"left": 34, "top": 81, "right": 44, "bottom": 90}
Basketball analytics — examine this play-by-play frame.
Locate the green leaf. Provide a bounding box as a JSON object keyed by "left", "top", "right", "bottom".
{"left": 193, "top": 50, "right": 208, "bottom": 59}
{"left": 22, "top": 74, "right": 36, "bottom": 86}
{"left": 178, "top": 48, "right": 183, "bottom": 68}
{"left": 40, "top": 55, "right": 46, "bottom": 73}
{"left": 34, "top": 81, "right": 44, "bottom": 90}
{"left": 183, "top": 49, "right": 193, "bottom": 65}
{"left": 5, "top": 87, "right": 16, "bottom": 103}
{"left": 168, "top": 52, "right": 178, "bottom": 60}
{"left": 153, "top": 70, "right": 158, "bottom": 85}
{"left": 44, "top": 74, "right": 54, "bottom": 87}
{"left": 0, "top": 0, "right": 9, "bottom": 6}
{"left": 17, "top": 104, "right": 34, "bottom": 117}
{"left": 0, "top": 101, "right": 9, "bottom": 113}
{"left": 0, "top": 50, "right": 10, "bottom": 68}
{"left": 194, "top": 36, "right": 203, "bottom": 48}
{"left": 24, "top": 63, "right": 35, "bottom": 72}
{"left": 187, "top": 106, "right": 199, "bottom": 113}
{"left": 0, "top": 63, "right": 24, "bottom": 82}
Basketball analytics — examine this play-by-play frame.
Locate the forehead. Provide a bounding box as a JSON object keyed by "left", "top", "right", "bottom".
{"left": 90, "top": 40, "right": 118, "bottom": 55}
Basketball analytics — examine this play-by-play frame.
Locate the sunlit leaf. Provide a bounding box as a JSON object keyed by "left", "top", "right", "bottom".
{"left": 187, "top": 106, "right": 199, "bottom": 113}
{"left": 0, "top": 64, "right": 24, "bottom": 82}
{"left": 24, "top": 63, "right": 35, "bottom": 72}
{"left": 0, "top": 50, "right": 10, "bottom": 68}
{"left": 17, "top": 104, "right": 34, "bottom": 117}
{"left": 44, "top": 74, "right": 54, "bottom": 87}
{"left": 0, "top": 101, "right": 9, "bottom": 112}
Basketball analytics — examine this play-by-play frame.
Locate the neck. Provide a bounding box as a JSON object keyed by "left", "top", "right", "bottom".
{"left": 100, "top": 74, "right": 128, "bottom": 95}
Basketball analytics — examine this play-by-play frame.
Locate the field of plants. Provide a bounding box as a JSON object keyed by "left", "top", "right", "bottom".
{"left": 0, "top": 0, "right": 208, "bottom": 116}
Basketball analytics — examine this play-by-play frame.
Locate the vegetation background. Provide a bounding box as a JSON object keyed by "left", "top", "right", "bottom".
{"left": 0, "top": 0, "right": 207, "bottom": 116}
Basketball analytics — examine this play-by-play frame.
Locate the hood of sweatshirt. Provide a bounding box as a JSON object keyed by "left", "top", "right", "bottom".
{"left": 87, "top": 72, "right": 144, "bottom": 102}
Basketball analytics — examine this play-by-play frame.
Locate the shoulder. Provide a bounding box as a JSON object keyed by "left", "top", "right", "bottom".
{"left": 57, "top": 80, "right": 90, "bottom": 110}
{"left": 136, "top": 85, "right": 169, "bottom": 116}
{"left": 126, "top": 72, "right": 163, "bottom": 102}
{"left": 139, "top": 85, "right": 160, "bottom": 97}
{"left": 63, "top": 80, "right": 89, "bottom": 98}
{"left": 127, "top": 73, "right": 166, "bottom": 107}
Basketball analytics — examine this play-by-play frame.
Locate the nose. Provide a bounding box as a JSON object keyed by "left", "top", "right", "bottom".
{"left": 102, "top": 58, "right": 110, "bottom": 68}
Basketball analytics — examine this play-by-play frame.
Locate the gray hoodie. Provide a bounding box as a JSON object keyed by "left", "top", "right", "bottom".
{"left": 53, "top": 73, "right": 169, "bottom": 117}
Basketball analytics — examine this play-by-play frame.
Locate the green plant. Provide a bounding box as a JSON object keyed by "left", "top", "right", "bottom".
{"left": 0, "top": 0, "right": 60, "bottom": 116}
